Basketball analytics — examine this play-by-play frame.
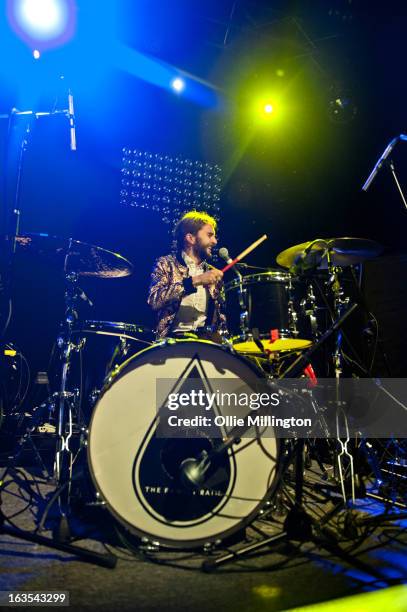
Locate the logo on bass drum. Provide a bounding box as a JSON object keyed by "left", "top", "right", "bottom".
{"left": 132, "top": 353, "right": 237, "bottom": 526}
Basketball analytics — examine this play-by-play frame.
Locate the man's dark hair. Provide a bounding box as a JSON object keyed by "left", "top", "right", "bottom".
{"left": 173, "top": 211, "right": 217, "bottom": 253}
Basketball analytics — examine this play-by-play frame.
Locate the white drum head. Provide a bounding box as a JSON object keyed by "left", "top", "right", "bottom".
{"left": 88, "top": 340, "right": 279, "bottom": 548}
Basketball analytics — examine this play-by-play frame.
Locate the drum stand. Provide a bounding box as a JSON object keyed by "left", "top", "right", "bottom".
{"left": 49, "top": 264, "right": 90, "bottom": 539}
{"left": 17, "top": 262, "right": 91, "bottom": 541}
{"left": 198, "top": 305, "right": 386, "bottom": 576}
{"left": 201, "top": 438, "right": 389, "bottom": 582}
{"left": 0, "top": 265, "right": 117, "bottom": 568}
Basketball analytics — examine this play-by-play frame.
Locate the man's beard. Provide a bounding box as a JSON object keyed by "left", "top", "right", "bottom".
{"left": 194, "top": 239, "right": 212, "bottom": 261}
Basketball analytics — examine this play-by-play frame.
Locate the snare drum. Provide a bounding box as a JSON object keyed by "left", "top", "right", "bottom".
{"left": 224, "top": 271, "right": 312, "bottom": 354}
{"left": 88, "top": 339, "right": 279, "bottom": 549}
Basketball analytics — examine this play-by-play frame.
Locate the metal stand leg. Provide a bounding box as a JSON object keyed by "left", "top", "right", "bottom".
{"left": 201, "top": 439, "right": 391, "bottom": 582}
{"left": 202, "top": 439, "right": 312, "bottom": 571}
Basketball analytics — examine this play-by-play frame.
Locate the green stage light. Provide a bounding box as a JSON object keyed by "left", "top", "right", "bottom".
{"left": 254, "top": 97, "right": 279, "bottom": 123}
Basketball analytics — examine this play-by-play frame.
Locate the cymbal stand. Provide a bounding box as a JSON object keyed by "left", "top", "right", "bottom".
{"left": 325, "top": 252, "right": 355, "bottom": 504}
{"left": 52, "top": 257, "right": 87, "bottom": 535}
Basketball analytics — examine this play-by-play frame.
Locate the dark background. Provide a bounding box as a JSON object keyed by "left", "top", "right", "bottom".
{"left": 1, "top": 0, "right": 407, "bottom": 383}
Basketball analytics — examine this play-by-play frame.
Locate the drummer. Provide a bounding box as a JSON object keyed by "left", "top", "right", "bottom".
{"left": 147, "top": 211, "right": 227, "bottom": 342}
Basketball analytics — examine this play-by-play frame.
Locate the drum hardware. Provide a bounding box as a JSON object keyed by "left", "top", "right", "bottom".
{"left": 279, "top": 245, "right": 386, "bottom": 506}
{"left": 52, "top": 267, "right": 90, "bottom": 528}
{"left": 224, "top": 271, "right": 313, "bottom": 356}
{"left": 322, "top": 258, "right": 356, "bottom": 503}
{"left": 276, "top": 237, "right": 384, "bottom": 272}
{"left": 4, "top": 233, "right": 134, "bottom": 279}
{"left": 202, "top": 438, "right": 384, "bottom": 573}
{"left": 300, "top": 283, "right": 320, "bottom": 340}
{"left": 0, "top": 400, "right": 55, "bottom": 481}
{"left": 0, "top": 394, "right": 117, "bottom": 567}
{"left": 219, "top": 246, "right": 250, "bottom": 338}
{"left": 88, "top": 387, "right": 101, "bottom": 407}
{"left": 1, "top": 232, "right": 135, "bottom": 545}
{"left": 278, "top": 303, "right": 358, "bottom": 379}
{"left": 283, "top": 276, "right": 295, "bottom": 337}
{"left": 276, "top": 237, "right": 384, "bottom": 379}
{"left": 199, "top": 311, "right": 390, "bottom": 574}
{"left": 127, "top": 311, "right": 357, "bottom": 557}
{"left": 0, "top": 109, "right": 119, "bottom": 565}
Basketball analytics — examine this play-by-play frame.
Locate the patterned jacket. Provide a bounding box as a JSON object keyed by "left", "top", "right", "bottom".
{"left": 147, "top": 253, "right": 227, "bottom": 340}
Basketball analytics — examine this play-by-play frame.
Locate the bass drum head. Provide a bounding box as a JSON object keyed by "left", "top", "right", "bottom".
{"left": 88, "top": 339, "right": 279, "bottom": 549}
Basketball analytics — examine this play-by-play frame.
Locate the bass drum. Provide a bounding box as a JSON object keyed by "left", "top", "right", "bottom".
{"left": 88, "top": 339, "right": 279, "bottom": 549}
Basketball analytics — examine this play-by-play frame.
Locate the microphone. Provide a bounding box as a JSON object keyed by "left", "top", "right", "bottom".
{"left": 218, "top": 247, "right": 233, "bottom": 265}
{"left": 362, "top": 134, "right": 403, "bottom": 191}
{"left": 179, "top": 452, "right": 210, "bottom": 488}
{"left": 68, "top": 89, "right": 77, "bottom": 151}
{"left": 289, "top": 240, "right": 327, "bottom": 275}
{"left": 289, "top": 245, "right": 313, "bottom": 276}
{"left": 218, "top": 247, "right": 248, "bottom": 269}
{"left": 218, "top": 247, "right": 242, "bottom": 279}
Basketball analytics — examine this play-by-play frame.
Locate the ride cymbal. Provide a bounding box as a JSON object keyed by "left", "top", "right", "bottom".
{"left": 4, "top": 233, "right": 133, "bottom": 278}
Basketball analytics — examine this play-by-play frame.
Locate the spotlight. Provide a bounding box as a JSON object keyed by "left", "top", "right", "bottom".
{"left": 16, "top": 0, "right": 67, "bottom": 38}
{"left": 264, "top": 103, "right": 273, "bottom": 114}
{"left": 7, "top": 0, "right": 75, "bottom": 47}
{"left": 171, "top": 77, "right": 185, "bottom": 93}
{"left": 32, "top": 48, "right": 40, "bottom": 59}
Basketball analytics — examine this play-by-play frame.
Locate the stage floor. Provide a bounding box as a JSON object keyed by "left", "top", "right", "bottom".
{"left": 0, "top": 465, "right": 406, "bottom": 611}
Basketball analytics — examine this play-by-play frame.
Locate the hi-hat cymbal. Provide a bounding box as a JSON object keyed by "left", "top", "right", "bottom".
{"left": 276, "top": 237, "right": 383, "bottom": 270}
{"left": 5, "top": 233, "right": 133, "bottom": 278}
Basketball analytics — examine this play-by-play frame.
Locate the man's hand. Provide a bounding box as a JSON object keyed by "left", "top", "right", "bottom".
{"left": 192, "top": 269, "right": 223, "bottom": 287}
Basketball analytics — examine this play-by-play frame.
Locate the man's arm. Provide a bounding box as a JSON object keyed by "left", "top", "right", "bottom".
{"left": 147, "top": 257, "right": 224, "bottom": 311}
{"left": 147, "top": 257, "right": 195, "bottom": 312}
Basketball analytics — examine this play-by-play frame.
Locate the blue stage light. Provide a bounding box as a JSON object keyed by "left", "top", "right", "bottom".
{"left": 171, "top": 77, "right": 185, "bottom": 93}
{"left": 32, "top": 48, "right": 40, "bottom": 59}
{"left": 7, "top": 0, "right": 76, "bottom": 48}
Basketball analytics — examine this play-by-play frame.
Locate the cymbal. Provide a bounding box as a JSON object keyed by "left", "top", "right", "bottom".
{"left": 5, "top": 233, "right": 133, "bottom": 278}
{"left": 276, "top": 237, "right": 383, "bottom": 270}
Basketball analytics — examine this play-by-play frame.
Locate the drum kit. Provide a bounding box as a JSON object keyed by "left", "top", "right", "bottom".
{"left": 2, "top": 230, "right": 398, "bottom": 565}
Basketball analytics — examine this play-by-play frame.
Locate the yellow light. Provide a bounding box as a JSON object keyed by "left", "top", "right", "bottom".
{"left": 252, "top": 585, "right": 281, "bottom": 599}
{"left": 264, "top": 103, "right": 273, "bottom": 114}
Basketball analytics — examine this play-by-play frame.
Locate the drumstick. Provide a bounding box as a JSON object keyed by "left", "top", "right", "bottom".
{"left": 221, "top": 234, "right": 268, "bottom": 273}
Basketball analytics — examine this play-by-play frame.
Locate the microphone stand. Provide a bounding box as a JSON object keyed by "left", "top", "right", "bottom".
{"left": 362, "top": 134, "right": 407, "bottom": 209}
{"left": 1, "top": 114, "right": 33, "bottom": 339}
{"left": 234, "top": 265, "right": 250, "bottom": 339}
{"left": 220, "top": 252, "right": 250, "bottom": 340}
{"left": 0, "top": 105, "right": 111, "bottom": 568}
{"left": 0, "top": 104, "right": 77, "bottom": 340}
